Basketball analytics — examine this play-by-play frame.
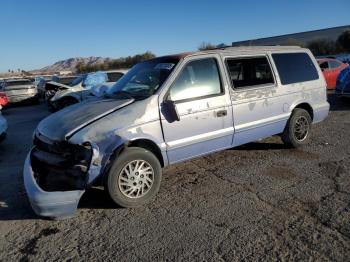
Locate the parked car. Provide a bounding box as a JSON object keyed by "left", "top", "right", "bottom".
{"left": 335, "top": 66, "right": 350, "bottom": 98}
{"left": 317, "top": 58, "right": 348, "bottom": 89}
{"left": 1, "top": 79, "right": 39, "bottom": 103}
{"left": 44, "top": 75, "right": 78, "bottom": 101}
{"left": 48, "top": 70, "right": 127, "bottom": 111}
{"left": 0, "top": 107, "right": 7, "bottom": 142}
{"left": 0, "top": 92, "right": 9, "bottom": 107}
{"left": 24, "top": 46, "right": 329, "bottom": 218}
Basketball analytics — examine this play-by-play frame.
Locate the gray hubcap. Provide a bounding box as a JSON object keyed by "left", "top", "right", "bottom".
{"left": 118, "top": 160, "right": 154, "bottom": 198}
{"left": 294, "top": 116, "right": 309, "bottom": 141}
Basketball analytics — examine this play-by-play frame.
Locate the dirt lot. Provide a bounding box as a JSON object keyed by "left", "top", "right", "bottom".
{"left": 0, "top": 94, "right": 349, "bottom": 261}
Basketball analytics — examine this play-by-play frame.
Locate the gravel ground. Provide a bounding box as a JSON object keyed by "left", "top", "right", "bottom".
{"left": 0, "top": 94, "right": 349, "bottom": 261}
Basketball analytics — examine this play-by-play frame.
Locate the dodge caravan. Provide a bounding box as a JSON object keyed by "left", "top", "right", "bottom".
{"left": 23, "top": 46, "right": 329, "bottom": 218}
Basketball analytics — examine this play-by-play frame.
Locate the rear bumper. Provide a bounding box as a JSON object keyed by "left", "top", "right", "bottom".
{"left": 23, "top": 150, "right": 85, "bottom": 219}
{"left": 8, "top": 94, "right": 38, "bottom": 103}
{"left": 313, "top": 102, "right": 330, "bottom": 123}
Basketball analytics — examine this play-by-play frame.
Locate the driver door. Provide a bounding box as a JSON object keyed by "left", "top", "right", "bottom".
{"left": 160, "top": 55, "right": 234, "bottom": 164}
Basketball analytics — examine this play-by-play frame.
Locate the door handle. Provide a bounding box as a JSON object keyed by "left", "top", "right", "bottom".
{"left": 216, "top": 110, "right": 227, "bottom": 117}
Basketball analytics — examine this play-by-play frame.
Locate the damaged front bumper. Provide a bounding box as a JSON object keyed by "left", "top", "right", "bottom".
{"left": 24, "top": 150, "right": 85, "bottom": 218}
{"left": 23, "top": 133, "right": 98, "bottom": 219}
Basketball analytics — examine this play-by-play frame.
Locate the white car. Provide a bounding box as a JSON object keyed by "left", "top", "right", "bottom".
{"left": 49, "top": 70, "right": 127, "bottom": 111}
{"left": 2, "top": 79, "right": 39, "bottom": 103}
{"left": 0, "top": 107, "right": 7, "bottom": 142}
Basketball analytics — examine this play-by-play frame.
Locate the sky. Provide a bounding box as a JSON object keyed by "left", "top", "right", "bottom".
{"left": 1, "top": 0, "right": 349, "bottom": 72}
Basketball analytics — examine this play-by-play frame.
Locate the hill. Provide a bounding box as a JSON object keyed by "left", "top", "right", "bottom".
{"left": 37, "top": 56, "right": 111, "bottom": 74}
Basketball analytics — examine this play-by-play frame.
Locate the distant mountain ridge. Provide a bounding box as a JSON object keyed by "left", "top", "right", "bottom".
{"left": 37, "top": 56, "right": 112, "bottom": 73}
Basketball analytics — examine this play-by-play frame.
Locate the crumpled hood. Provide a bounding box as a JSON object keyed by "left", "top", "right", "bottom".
{"left": 46, "top": 81, "right": 71, "bottom": 90}
{"left": 37, "top": 98, "right": 134, "bottom": 141}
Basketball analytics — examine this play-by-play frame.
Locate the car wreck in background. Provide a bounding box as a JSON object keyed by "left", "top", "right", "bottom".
{"left": 0, "top": 79, "right": 39, "bottom": 104}
{"left": 317, "top": 58, "right": 348, "bottom": 89}
{"left": 48, "top": 70, "right": 127, "bottom": 111}
{"left": 335, "top": 66, "right": 350, "bottom": 98}
{"left": 44, "top": 75, "right": 79, "bottom": 102}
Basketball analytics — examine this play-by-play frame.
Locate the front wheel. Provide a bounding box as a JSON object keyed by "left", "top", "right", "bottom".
{"left": 106, "top": 147, "right": 162, "bottom": 208}
{"left": 281, "top": 108, "right": 312, "bottom": 148}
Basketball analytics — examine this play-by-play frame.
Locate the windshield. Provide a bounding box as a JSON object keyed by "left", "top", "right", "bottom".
{"left": 108, "top": 57, "right": 179, "bottom": 98}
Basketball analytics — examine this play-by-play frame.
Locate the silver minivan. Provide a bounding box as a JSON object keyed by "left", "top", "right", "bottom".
{"left": 24, "top": 46, "right": 329, "bottom": 218}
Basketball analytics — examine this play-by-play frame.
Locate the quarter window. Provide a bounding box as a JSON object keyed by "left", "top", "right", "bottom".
{"left": 169, "top": 58, "right": 222, "bottom": 101}
{"left": 226, "top": 57, "right": 274, "bottom": 88}
{"left": 272, "top": 53, "right": 319, "bottom": 85}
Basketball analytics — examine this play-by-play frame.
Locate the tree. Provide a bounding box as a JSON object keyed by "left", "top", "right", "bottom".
{"left": 337, "top": 30, "right": 350, "bottom": 52}
{"left": 306, "top": 38, "right": 336, "bottom": 56}
{"left": 198, "top": 42, "right": 217, "bottom": 51}
{"left": 285, "top": 38, "right": 305, "bottom": 47}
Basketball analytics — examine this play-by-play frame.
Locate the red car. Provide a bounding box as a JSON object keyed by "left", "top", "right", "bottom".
{"left": 0, "top": 92, "right": 9, "bottom": 107}
{"left": 317, "top": 58, "right": 348, "bottom": 89}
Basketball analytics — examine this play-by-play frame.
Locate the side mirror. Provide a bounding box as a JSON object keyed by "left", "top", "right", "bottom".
{"left": 161, "top": 99, "right": 180, "bottom": 122}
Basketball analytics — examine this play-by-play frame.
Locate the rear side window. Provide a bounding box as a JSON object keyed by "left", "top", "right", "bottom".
{"left": 272, "top": 53, "right": 319, "bottom": 85}
{"left": 226, "top": 57, "right": 274, "bottom": 89}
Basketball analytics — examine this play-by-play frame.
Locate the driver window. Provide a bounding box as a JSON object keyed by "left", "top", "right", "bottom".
{"left": 169, "top": 58, "right": 222, "bottom": 101}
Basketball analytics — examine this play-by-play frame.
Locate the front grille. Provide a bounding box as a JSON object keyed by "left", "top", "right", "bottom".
{"left": 31, "top": 134, "right": 93, "bottom": 191}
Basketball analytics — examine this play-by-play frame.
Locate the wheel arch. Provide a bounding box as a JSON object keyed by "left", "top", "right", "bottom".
{"left": 291, "top": 102, "right": 314, "bottom": 120}
{"left": 106, "top": 138, "right": 165, "bottom": 169}
{"left": 126, "top": 139, "right": 165, "bottom": 167}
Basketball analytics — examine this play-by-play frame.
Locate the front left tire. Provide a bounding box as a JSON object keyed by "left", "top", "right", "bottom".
{"left": 106, "top": 147, "right": 162, "bottom": 208}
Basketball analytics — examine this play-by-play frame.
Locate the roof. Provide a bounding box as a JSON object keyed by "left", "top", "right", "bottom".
{"left": 157, "top": 46, "right": 304, "bottom": 60}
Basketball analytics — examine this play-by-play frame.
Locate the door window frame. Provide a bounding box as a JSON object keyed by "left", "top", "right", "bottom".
{"left": 223, "top": 54, "right": 277, "bottom": 91}
{"left": 163, "top": 55, "right": 226, "bottom": 104}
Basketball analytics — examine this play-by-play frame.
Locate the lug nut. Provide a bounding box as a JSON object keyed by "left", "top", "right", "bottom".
{"left": 135, "top": 172, "right": 139, "bottom": 176}
{"left": 139, "top": 181, "right": 142, "bottom": 185}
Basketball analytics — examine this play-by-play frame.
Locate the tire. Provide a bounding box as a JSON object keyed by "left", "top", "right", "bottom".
{"left": 281, "top": 108, "right": 312, "bottom": 148}
{"left": 106, "top": 147, "right": 162, "bottom": 208}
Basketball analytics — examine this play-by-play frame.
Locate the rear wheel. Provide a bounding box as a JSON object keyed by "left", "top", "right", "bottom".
{"left": 106, "top": 147, "right": 162, "bottom": 208}
{"left": 281, "top": 108, "right": 312, "bottom": 148}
